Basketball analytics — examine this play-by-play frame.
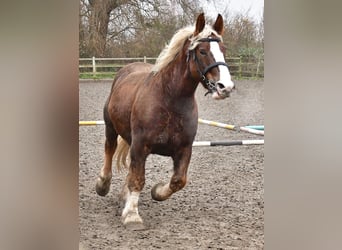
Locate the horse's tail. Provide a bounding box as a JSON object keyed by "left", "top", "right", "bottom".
{"left": 115, "top": 136, "right": 130, "bottom": 172}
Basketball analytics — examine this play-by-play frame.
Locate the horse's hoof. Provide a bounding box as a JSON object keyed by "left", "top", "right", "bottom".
{"left": 151, "top": 182, "right": 168, "bottom": 201}
{"left": 122, "top": 212, "right": 145, "bottom": 230}
{"left": 95, "top": 176, "right": 111, "bottom": 196}
{"left": 124, "top": 221, "right": 146, "bottom": 231}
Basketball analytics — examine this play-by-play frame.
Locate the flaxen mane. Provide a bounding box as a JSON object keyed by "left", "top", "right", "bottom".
{"left": 152, "top": 25, "right": 222, "bottom": 73}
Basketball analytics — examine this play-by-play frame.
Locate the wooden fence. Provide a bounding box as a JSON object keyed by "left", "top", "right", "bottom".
{"left": 79, "top": 56, "right": 263, "bottom": 79}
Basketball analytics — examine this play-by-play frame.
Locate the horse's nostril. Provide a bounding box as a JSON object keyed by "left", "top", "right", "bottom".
{"left": 217, "top": 82, "right": 225, "bottom": 90}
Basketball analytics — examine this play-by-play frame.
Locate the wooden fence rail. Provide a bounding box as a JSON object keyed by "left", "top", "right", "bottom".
{"left": 79, "top": 56, "right": 263, "bottom": 79}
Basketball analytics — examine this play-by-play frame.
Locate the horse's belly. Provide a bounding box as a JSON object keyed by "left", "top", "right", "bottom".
{"left": 150, "top": 145, "right": 173, "bottom": 156}
{"left": 150, "top": 142, "right": 183, "bottom": 156}
{"left": 149, "top": 130, "right": 196, "bottom": 156}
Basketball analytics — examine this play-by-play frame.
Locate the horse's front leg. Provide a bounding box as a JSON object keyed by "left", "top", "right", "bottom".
{"left": 151, "top": 146, "right": 192, "bottom": 201}
{"left": 121, "top": 142, "right": 149, "bottom": 230}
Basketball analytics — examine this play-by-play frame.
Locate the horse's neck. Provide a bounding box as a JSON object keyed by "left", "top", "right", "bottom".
{"left": 159, "top": 55, "right": 199, "bottom": 99}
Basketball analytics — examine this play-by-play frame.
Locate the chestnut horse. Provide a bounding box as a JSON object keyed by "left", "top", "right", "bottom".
{"left": 95, "top": 13, "right": 234, "bottom": 229}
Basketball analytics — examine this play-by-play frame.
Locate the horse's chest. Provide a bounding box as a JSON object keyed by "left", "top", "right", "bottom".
{"left": 157, "top": 117, "right": 182, "bottom": 140}
{"left": 132, "top": 102, "right": 198, "bottom": 155}
{"left": 154, "top": 113, "right": 196, "bottom": 145}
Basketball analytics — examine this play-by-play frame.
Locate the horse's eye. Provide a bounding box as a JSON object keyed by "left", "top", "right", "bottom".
{"left": 199, "top": 50, "right": 207, "bottom": 56}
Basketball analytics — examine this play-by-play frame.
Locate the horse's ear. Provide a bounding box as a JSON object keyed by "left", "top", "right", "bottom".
{"left": 213, "top": 14, "right": 224, "bottom": 35}
{"left": 194, "top": 13, "right": 205, "bottom": 36}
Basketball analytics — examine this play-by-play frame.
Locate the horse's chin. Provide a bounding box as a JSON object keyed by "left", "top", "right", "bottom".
{"left": 211, "top": 92, "right": 227, "bottom": 100}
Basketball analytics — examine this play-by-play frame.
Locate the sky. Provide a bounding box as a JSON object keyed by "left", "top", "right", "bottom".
{"left": 201, "top": 0, "right": 264, "bottom": 23}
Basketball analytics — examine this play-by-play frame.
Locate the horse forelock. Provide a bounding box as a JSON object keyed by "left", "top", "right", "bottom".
{"left": 152, "top": 25, "right": 222, "bottom": 73}
{"left": 188, "top": 26, "right": 222, "bottom": 50}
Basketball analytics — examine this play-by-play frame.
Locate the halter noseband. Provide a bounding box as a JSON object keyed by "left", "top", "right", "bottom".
{"left": 188, "top": 37, "right": 229, "bottom": 96}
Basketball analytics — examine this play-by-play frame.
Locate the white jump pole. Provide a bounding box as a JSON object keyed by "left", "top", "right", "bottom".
{"left": 192, "top": 139, "right": 264, "bottom": 147}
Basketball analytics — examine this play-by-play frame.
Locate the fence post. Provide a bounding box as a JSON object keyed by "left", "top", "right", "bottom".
{"left": 92, "top": 56, "right": 96, "bottom": 77}
{"left": 256, "top": 55, "right": 261, "bottom": 77}
{"left": 239, "top": 56, "right": 242, "bottom": 78}
{"left": 144, "top": 56, "right": 146, "bottom": 63}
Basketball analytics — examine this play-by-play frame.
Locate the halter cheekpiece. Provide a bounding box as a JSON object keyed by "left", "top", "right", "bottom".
{"left": 187, "top": 37, "right": 229, "bottom": 96}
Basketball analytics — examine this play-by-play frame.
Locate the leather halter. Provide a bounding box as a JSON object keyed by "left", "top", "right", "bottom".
{"left": 187, "top": 37, "right": 229, "bottom": 95}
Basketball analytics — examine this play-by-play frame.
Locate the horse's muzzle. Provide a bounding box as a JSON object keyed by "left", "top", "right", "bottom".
{"left": 213, "top": 81, "right": 234, "bottom": 99}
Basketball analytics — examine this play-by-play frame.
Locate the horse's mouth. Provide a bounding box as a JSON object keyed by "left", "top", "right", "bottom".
{"left": 212, "top": 90, "right": 230, "bottom": 100}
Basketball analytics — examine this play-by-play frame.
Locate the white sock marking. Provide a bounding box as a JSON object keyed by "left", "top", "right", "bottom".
{"left": 122, "top": 191, "right": 140, "bottom": 219}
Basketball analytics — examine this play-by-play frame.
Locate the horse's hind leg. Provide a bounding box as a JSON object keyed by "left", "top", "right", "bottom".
{"left": 151, "top": 146, "right": 192, "bottom": 201}
{"left": 95, "top": 119, "right": 118, "bottom": 196}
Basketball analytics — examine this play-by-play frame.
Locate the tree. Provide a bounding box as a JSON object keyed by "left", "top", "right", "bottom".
{"left": 79, "top": 0, "right": 201, "bottom": 57}
{"left": 81, "top": 0, "right": 130, "bottom": 57}
{"left": 79, "top": 0, "right": 264, "bottom": 59}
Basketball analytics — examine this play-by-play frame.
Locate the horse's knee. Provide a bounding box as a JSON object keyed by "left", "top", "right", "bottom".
{"left": 127, "top": 174, "right": 145, "bottom": 192}
{"left": 170, "top": 175, "right": 187, "bottom": 192}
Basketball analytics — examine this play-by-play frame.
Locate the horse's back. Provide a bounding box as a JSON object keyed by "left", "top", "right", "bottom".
{"left": 106, "top": 62, "right": 153, "bottom": 142}
{"left": 110, "top": 62, "right": 152, "bottom": 95}
{"left": 113, "top": 62, "right": 152, "bottom": 87}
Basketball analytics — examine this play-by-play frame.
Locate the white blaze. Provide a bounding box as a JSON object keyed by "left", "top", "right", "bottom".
{"left": 209, "top": 42, "right": 235, "bottom": 90}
